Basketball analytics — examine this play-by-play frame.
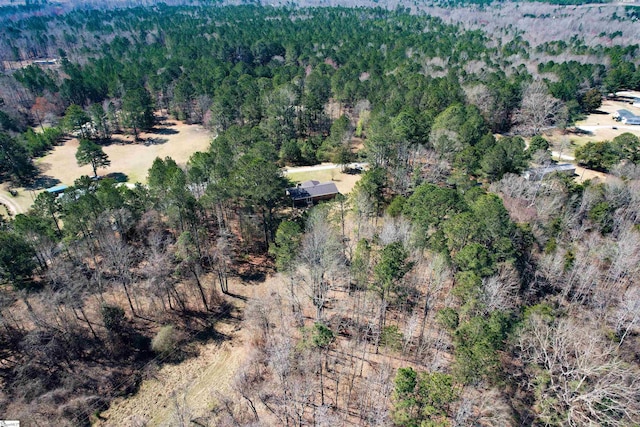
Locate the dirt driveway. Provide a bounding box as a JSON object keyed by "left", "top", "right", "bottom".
{"left": 0, "top": 192, "right": 23, "bottom": 215}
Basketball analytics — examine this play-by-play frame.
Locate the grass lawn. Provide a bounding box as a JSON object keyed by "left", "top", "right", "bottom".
{"left": 2, "top": 118, "right": 213, "bottom": 215}
{"left": 545, "top": 94, "right": 640, "bottom": 151}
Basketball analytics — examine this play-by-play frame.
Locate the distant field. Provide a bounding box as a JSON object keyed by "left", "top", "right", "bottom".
{"left": 547, "top": 91, "right": 640, "bottom": 150}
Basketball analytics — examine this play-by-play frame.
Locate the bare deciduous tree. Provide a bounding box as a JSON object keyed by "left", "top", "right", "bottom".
{"left": 297, "top": 208, "right": 345, "bottom": 320}
{"left": 454, "top": 387, "right": 514, "bottom": 427}
{"left": 611, "top": 286, "right": 640, "bottom": 347}
{"left": 516, "top": 314, "right": 640, "bottom": 426}
{"left": 481, "top": 264, "right": 520, "bottom": 313}
{"left": 512, "top": 81, "right": 563, "bottom": 136}
{"left": 379, "top": 215, "right": 412, "bottom": 246}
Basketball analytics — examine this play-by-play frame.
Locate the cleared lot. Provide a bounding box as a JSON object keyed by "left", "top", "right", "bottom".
{"left": 0, "top": 119, "right": 213, "bottom": 214}
{"left": 570, "top": 91, "right": 640, "bottom": 145}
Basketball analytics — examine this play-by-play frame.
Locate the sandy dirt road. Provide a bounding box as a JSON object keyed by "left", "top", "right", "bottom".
{"left": 0, "top": 192, "right": 23, "bottom": 215}
{"left": 283, "top": 163, "right": 341, "bottom": 174}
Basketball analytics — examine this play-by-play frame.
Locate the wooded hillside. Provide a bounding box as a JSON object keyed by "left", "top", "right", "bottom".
{"left": 0, "top": 4, "right": 639, "bottom": 426}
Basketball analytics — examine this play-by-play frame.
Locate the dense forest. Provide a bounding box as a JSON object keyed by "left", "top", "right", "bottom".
{"left": 0, "top": 3, "right": 640, "bottom": 426}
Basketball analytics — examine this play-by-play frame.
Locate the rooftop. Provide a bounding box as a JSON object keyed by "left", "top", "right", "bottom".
{"left": 45, "top": 184, "right": 68, "bottom": 193}
{"left": 524, "top": 163, "right": 576, "bottom": 181}
{"left": 616, "top": 109, "right": 638, "bottom": 119}
{"left": 286, "top": 180, "right": 340, "bottom": 200}
{"left": 541, "top": 163, "right": 575, "bottom": 172}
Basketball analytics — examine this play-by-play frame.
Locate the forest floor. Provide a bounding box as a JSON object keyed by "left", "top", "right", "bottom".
{"left": 96, "top": 277, "right": 272, "bottom": 427}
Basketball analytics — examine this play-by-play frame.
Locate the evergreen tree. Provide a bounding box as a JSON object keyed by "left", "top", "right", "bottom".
{"left": 76, "top": 138, "right": 110, "bottom": 177}
{"left": 122, "top": 87, "right": 154, "bottom": 140}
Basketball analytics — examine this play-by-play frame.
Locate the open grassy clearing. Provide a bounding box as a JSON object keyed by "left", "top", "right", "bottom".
{"left": 96, "top": 276, "right": 270, "bottom": 427}
{"left": 0, "top": 183, "right": 31, "bottom": 214}
{"left": 547, "top": 92, "right": 640, "bottom": 149}
{"left": 98, "top": 319, "right": 246, "bottom": 427}
{"left": 38, "top": 119, "right": 212, "bottom": 185}
{"left": 0, "top": 119, "right": 213, "bottom": 215}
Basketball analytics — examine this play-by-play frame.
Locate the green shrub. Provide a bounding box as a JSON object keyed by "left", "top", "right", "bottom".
{"left": 152, "top": 324, "right": 178, "bottom": 356}
{"left": 380, "top": 325, "right": 403, "bottom": 351}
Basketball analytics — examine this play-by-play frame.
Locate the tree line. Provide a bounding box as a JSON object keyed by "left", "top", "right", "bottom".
{"left": 0, "top": 4, "right": 637, "bottom": 188}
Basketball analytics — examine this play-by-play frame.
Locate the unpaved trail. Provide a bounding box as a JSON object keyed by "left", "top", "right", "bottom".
{"left": 283, "top": 162, "right": 368, "bottom": 175}
{"left": 283, "top": 162, "right": 340, "bottom": 174}
{"left": 0, "top": 192, "right": 23, "bottom": 215}
{"left": 577, "top": 125, "right": 640, "bottom": 132}
{"left": 551, "top": 151, "right": 575, "bottom": 161}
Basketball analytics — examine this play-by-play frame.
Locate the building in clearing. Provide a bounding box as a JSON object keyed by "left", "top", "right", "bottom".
{"left": 633, "top": 98, "right": 640, "bottom": 108}
{"left": 286, "top": 180, "right": 340, "bottom": 206}
{"left": 523, "top": 163, "right": 576, "bottom": 181}
{"left": 614, "top": 109, "right": 640, "bottom": 125}
{"left": 45, "top": 184, "right": 68, "bottom": 195}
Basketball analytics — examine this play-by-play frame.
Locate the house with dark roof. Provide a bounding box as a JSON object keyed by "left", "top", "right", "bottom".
{"left": 286, "top": 180, "right": 340, "bottom": 206}
{"left": 614, "top": 109, "right": 640, "bottom": 125}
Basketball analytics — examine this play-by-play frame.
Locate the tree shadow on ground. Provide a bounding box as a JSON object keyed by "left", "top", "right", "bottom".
{"left": 149, "top": 127, "right": 179, "bottom": 135}
{"left": 569, "top": 128, "right": 593, "bottom": 136}
{"left": 224, "top": 291, "right": 248, "bottom": 301}
{"left": 142, "top": 137, "right": 168, "bottom": 146}
{"left": 105, "top": 172, "right": 129, "bottom": 183}
{"left": 238, "top": 270, "right": 266, "bottom": 282}
{"left": 26, "top": 175, "right": 61, "bottom": 190}
{"left": 98, "top": 137, "right": 127, "bottom": 147}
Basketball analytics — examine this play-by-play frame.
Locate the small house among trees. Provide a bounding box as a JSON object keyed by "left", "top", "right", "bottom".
{"left": 45, "top": 184, "right": 68, "bottom": 196}
{"left": 523, "top": 163, "right": 576, "bottom": 181}
{"left": 286, "top": 180, "right": 340, "bottom": 206}
{"left": 614, "top": 109, "right": 640, "bottom": 125}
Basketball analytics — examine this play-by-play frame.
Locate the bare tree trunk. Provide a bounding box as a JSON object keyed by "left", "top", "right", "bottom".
{"left": 192, "top": 267, "right": 209, "bottom": 311}
{"left": 77, "top": 306, "right": 99, "bottom": 341}
{"left": 122, "top": 280, "right": 136, "bottom": 317}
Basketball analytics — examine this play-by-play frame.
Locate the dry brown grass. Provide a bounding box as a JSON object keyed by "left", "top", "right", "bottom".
{"left": 98, "top": 327, "right": 245, "bottom": 426}
{"left": 547, "top": 95, "right": 640, "bottom": 149}
{"left": 0, "top": 120, "right": 213, "bottom": 215}
{"left": 38, "top": 120, "right": 212, "bottom": 185}
{"left": 96, "top": 276, "right": 272, "bottom": 427}
{"left": 0, "top": 183, "right": 31, "bottom": 214}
